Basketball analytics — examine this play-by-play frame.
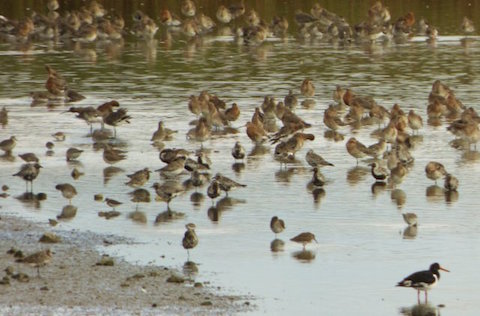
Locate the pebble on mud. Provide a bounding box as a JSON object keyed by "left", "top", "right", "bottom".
{"left": 39, "top": 232, "right": 61, "bottom": 243}
{"left": 166, "top": 274, "right": 185, "bottom": 283}
{"left": 96, "top": 255, "right": 115, "bottom": 266}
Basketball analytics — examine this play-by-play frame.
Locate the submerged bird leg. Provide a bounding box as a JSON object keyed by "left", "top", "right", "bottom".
{"left": 417, "top": 290, "right": 420, "bottom": 303}
{"left": 425, "top": 291, "right": 428, "bottom": 303}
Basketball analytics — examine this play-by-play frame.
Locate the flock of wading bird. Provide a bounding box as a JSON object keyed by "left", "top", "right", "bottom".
{"left": 0, "top": 0, "right": 476, "bottom": 46}
{"left": 0, "top": 60, "right": 475, "bottom": 293}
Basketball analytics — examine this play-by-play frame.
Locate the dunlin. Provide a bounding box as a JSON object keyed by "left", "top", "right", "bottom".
{"left": 152, "top": 181, "right": 185, "bottom": 206}
{"left": 369, "top": 162, "right": 389, "bottom": 182}
{"left": 290, "top": 232, "right": 318, "bottom": 249}
{"left": 125, "top": 168, "right": 151, "bottom": 187}
{"left": 55, "top": 183, "right": 77, "bottom": 204}
{"left": 190, "top": 170, "right": 211, "bottom": 188}
{"left": 425, "top": 161, "right": 447, "bottom": 184}
{"left": 270, "top": 216, "right": 285, "bottom": 236}
{"left": 305, "top": 149, "right": 334, "bottom": 168}
{"left": 16, "top": 249, "right": 52, "bottom": 277}
{"left": 66, "top": 147, "right": 83, "bottom": 161}
{"left": 151, "top": 121, "right": 177, "bottom": 143}
{"left": 159, "top": 148, "right": 190, "bottom": 164}
{"left": 444, "top": 173, "right": 459, "bottom": 191}
{"left": 196, "top": 151, "right": 212, "bottom": 169}
{"left": 52, "top": 132, "right": 65, "bottom": 141}
{"left": 389, "top": 162, "right": 407, "bottom": 186}
{"left": 18, "top": 153, "right": 39, "bottom": 163}
{"left": 0, "top": 136, "right": 17, "bottom": 154}
{"left": 66, "top": 106, "right": 101, "bottom": 132}
{"left": 13, "top": 163, "right": 42, "bottom": 192}
{"left": 402, "top": 213, "right": 418, "bottom": 226}
{"left": 103, "top": 108, "right": 131, "bottom": 137}
{"left": 105, "top": 198, "right": 122, "bottom": 210}
{"left": 232, "top": 141, "right": 246, "bottom": 161}
{"left": 157, "top": 156, "right": 187, "bottom": 178}
{"left": 213, "top": 173, "right": 247, "bottom": 196}
{"left": 397, "top": 263, "right": 449, "bottom": 303}
{"left": 207, "top": 180, "right": 221, "bottom": 203}
{"left": 182, "top": 223, "right": 198, "bottom": 260}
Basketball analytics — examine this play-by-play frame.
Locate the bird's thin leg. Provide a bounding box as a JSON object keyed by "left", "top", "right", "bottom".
{"left": 425, "top": 291, "right": 428, "bottom": 303}
{"left": 417, "top": 290, "right": 420, "bottom": 304}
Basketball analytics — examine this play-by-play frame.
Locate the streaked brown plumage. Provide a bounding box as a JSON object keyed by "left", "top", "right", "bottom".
{"left": 16, "top": 249, "right": 52, "bottom": 277}
{"left": 232, "top": 141, "right": 246, "bottom": 160}
{"left": 182, "top": 223, "right": 198, "bottom": 260}
{"left": 13, "top": 163, "right": 42, "bottom": 192}
{"left": 125, "top": 168, "right": 151, "bottom": 187}
{"left": 305, "top": 149, "right": 333, "bottom": 168}
{"left": 0, "top": 136, "right": 17, "bottom": 153}
{"left": 18, "top": 152, "right": 39, "bottom": 163}
{"left": 270, "top": 216, "right": 285, "bottom": 235}
{"left": 290, "top": 232, "right": 318, "bottom": 249}
{"left": 425, "top": 161, "right": 447, "bottom": 184}
{"left": 55, "top": 183, "right": 77, "bottom": 203}
{"left": 66, "top": 147, "right": 83, "bottom": 161}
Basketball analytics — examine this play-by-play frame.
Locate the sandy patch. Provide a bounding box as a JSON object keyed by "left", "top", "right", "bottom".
{"left": 0, "top": 214, "right": 253, "bottom": 315}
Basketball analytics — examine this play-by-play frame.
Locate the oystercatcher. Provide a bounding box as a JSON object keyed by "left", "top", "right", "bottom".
{"left": 397, "top": 263, "right": 449, "bottom": 302}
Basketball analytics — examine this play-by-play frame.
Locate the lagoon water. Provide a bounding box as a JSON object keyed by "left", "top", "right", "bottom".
{"left": 1, "top": 1, "right": 480, "bottom": 315}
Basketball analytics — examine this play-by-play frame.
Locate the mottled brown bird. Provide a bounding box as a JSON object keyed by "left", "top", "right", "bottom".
{"left": 425, "top": 161, "right": 447, "bottom": 184}
{"left": 55, "top": 183, "right": 77, "bottom": 204}
{"left": 270, "top": 216, "right": 285, "bottom": 236}
{"left": 182, "top": 223, "right": 198, "bottom": 260}
{"left": 13, "top": 163, "right": 42, "bottom": 192}
{"left": 291, "top": 232, "right": 318, "bottom": 249}
{"left": 16, "top": 249, "right": 52, "bottom": 277}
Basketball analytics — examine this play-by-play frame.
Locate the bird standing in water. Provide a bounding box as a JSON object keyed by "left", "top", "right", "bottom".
{"left": 397, "top": 263, "right": 449, "bottom": 303}
{"left": 182, "top": 223, "right": 198, "bottom": 261}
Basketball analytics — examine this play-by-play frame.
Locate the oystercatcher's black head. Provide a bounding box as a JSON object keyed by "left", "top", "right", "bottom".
{"left": 430, "top": 262, "right": 450, "bottom": 277}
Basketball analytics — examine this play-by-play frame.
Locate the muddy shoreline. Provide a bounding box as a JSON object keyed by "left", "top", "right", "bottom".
{"left": 0, "top": 213, "right": 253, "bottom": 315}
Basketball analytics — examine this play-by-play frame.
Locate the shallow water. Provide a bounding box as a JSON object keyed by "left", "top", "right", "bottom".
{"left": 1, "top": 1, "right": 480, "bottom": 315}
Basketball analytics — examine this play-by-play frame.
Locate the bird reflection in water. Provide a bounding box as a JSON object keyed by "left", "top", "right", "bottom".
{"left": 57, "top": 204, "right": 77, "bottom": 220}
{"left": 444, "top": 190, "right": 459, "bottom": 204}
{"left": 248, "top": 144, "right": 270, "bottom": 157}
{"left": 371, "top": 181, "right": 387, "bottom": 197}
{"left": 216, "top": 196, "right": 246, "bottom": 212}
{"left": 103, "top": 166, "right": 124, "bottom": 185}
{"left": 232, "top": 162, "right": 245, "bottom": 173}
{"left": 346, "top": 166, "right": 369, "bottom": 186}
{"left": 207, "top": 206, "right": 221, "bottom": 222}
{"left": 275, "top": 167, "right": 296, "bottom": 183}
{"left": 391, "top": 189, "right": 407, "bottom": 209}
{"left": 403, "top": 226, "right": 418, "bottom": 239}
{"left": 190, "top": 192, "right": 204, "bottom": 209}
{"left": 128, "top": 210, "right": 147, "bottom": 224}
{"left": 15, "top": 192, "right": 45, "bottom": 209}
{"left": 323, "top": 130, "right": 345, "bottom": 142}
{"left": 154, "top": 207, "right": 185, "bottom": 225}
{"left": 270, "top": 239, "right": 285, "bottom": 253}
{"left": 399, "top": 302, "right": 440, "bottom": 316}
{"left": 292, "top": 250, "right": 315, "bottom": 262}
{"left": 426, "top": 185, "right": 444, "bottom": 202}
{"left": 183, "top": 260, "right": 198, "bottom": 280}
